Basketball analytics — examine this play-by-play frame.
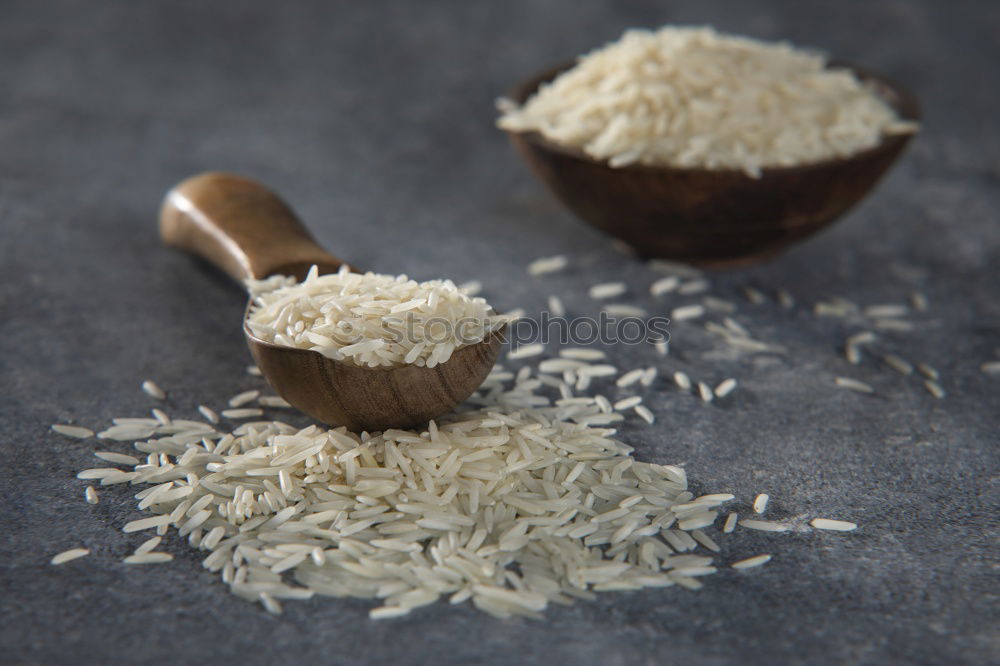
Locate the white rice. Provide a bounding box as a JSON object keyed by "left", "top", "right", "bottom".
{"left": 123, "top": 515, "right": 172, "bottom": 533}
{"left": 228, "top": 390, "right": 261, "bottom": 408}
{"left": 124, "top": 552, "right": 174, "bottom": 564}
{"left": 648, "top": 259, "right": 702, "bottom": 277}
{"left": 810, "top": 518, "right": 858, "bottom": 532}
{"left": 560, "top": 348, "right": 606, "bottom": 361}
{"left": 51, "top": 424, "right": 94, "bottom": 439}
{"left": 589, "top": 282, "right": 627, "bottom": 299}
{"left": 72, "top": 363, "right": 812, "bottom": 618}
{"left": 723, "top": 318, "right": 750, "bottom": 338}
{"left": 864, "top": 304, "right": 909, "bottom": 319}
{"left": 845, "top": 345, "right": 862, "bottom": 365}
{"left": 923, "top": 380, "right": 946, "bottom": 399}
{"left": 873, "top": 319, "right": 915, "bottom": 332}
{"left": 259, "top": 396, "right": 293, "bottom": 408}
{"left": 673, "top": 371, "right": 692, "bottom": 391}
{"left": 95, "top": 451, "right": 140, "bottom": 466}
{"left": 697, "top": 382, "right": 714, "bottom": 403}
{"left": 527, "top": 255, "right": 568, "bottom": 276}
{"left": 221, "top": 408, "right": 265, "bottom": 419}
{"left": 246, "top": 365, "right": 263, "bottom": 377}
{"left": 703, "top": 296, "right": 736, "bottom": 313}
{"left": 714, "top": 378, "right": 737, "bottom": 398}
{"left": 539, "top": 358, "right": 589, "bottom": 373}
{"left": 742, "top": 287, "right": 767, "bottom": 305}
{"left": 498, "top": 26, "right": 915, "bottom": 175}
{"left": 722, "top": 513, "right": 738, "bottom": 533}
{"left": 508, "top": 343, "right": 546, "bottom": 360}
{"left": 614, "top": 396, "right": 642, "bottom": 411}
{"left": 141, "top": 380, "right": 166, "bottom": 400}
{"left": 548, "top": 295, "right": 566, "bottom": 317}
{"left": 835, "top": 377, "right": 874, "bottom": 394}
{"left": 577, "top": 364, "right": 618, "bottom": 378}
{"left": 731, "top": 554, "right": 772, "bottom": 569}
{"left": 847, "top": 331, "right": 877, "bottom": 346}
{"left": 369, "top": 606, "right": 411, "bottom": 620}
{"left": 198, "top": 405, "right": 220, "bottom": 424}
{"left": 51, "top": 548, "right": 90, "bottom": 565}
{"left": 678, "top": 279, "right": 710, "bottom": 296}
{"left": 604, "top": 304, "right": 647, "bottom": 318}
{"left": 245, "top": 266, "right": 497, "bottom": 368}
{"left": 634, "top": 405, "right": 655, "bottom": 424}
{"left": 979, "top": 361, "right": 1000, "bottom": 375}
{"left": 753, "top": 494, "right": 769, "bottom": 514}
{"left": 69, "top": 320, "right": 874, "bottom": 620}
{"left": 135, "top": 536, "right": 162, "bottom": 555}
{"left": 882, "top": 354, "right": 914, "bottom": 375}
{"left": 671, "top": 305, "right": 705, "bottom": 322}
{"left": 650, "top": 276, "right": 680, "bottom": 296}
{"left": 916, "top": 363, "right": 939, "bottom": 381}
{"left": 85, "top": 486, "right": 98, "bottom": 505}
{"left": 458, "top": 280, "right": 483, "bottom": 296}
{"left": 151, "top": 408, "right": 170, "bottom": 425}
{"left": 739, "top": 520, "right": 791, "bottom": 533}
{"left": 616, "top": 369, "right": 646, "bottom": 388}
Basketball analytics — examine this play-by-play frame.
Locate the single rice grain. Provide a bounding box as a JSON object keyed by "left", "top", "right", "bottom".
{"left": 51, "top": 548, "right": 90, "bottom": 565}
{"left": 810, "top": 518, "right": 857, "bottom": 532}
{"left": 141, "top": 380, "right": 166, "bottom": 400}
{"left": 51, "top": 424, "right": 94, "bottom": 439}
{"left": 732, "top": 554, "right": 772, "bottom": 569}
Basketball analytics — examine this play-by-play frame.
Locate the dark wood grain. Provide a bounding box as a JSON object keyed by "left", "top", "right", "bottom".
{"left": 159, "top": 172, "right": 503, "bottom": 431}
{"left": 160, "top": 172, "right": 346, "bottom": 281}
{"left": 505, "top": 61, "right": 920, "bottom": 267}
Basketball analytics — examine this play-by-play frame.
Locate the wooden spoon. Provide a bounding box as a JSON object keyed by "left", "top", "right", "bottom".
{"left": 159, "top": 172, "right": 504, "bottom": 432}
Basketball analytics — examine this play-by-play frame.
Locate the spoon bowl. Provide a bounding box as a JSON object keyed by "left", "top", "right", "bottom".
{"left": 160, "top": 172, "right": 504, "bottom": 431}
{"left": 504, "top": 60, "right": 920, "bottom": 267}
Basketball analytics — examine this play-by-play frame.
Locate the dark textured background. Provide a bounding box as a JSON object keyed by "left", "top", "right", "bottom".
{"left": 2, "top": 1, "right": 998, "bottom": 665}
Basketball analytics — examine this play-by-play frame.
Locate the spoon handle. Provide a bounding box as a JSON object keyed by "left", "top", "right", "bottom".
{"left": 159, "top": 172, "right": 345, "bottom": 283}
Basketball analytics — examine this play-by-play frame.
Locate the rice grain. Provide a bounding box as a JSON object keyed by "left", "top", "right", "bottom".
{"left": 51, "top": 424, "right": 94, "bottom": 439}
{"left": 732, "top": 554, "right": 772, "bottom": 569}
{"left": 51, "top": 548, "right": 90, "bottom": 565}
{"left": 810, "top": 518, "right": 857, "bottom": 532}
{"left": 141, "top": 380, "right": 166, "bottom": 400}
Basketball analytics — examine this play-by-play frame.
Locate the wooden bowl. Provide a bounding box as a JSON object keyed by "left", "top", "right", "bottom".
{"left": 161, "top": 172, "right": 505, "bottom": 432}
{"left": 504, "top": 61, "right": 920, "bottom": 267}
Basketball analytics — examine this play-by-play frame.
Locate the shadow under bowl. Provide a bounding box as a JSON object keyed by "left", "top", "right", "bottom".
{"left": 504, "top": 60, "right": 920, "bottom": 268}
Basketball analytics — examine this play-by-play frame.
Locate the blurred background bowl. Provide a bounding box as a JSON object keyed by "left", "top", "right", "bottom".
{"left": 504, "top": 60, "right": 920, "bottom": 268}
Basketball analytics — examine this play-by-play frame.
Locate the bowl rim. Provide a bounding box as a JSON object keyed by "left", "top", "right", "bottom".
{"left": 503, "top": 58, "right": 921, "bottom": 178}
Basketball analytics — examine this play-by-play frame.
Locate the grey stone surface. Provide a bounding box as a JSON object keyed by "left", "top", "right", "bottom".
{"left": 1, "top": 1, "right": 997, "bottom": 664}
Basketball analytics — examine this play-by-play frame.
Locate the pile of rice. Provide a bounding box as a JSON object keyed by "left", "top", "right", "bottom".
{"left": 57, "top": 258, "right": 894, "bottom": 620}
{"left": 498, "top": 26, "right": 918, "bottom": 176}
{"left": 246, "top": 266, "right": 501, "bottom": 368}
{"left": 69, "top": 359, "right": 844, "bottom": 619}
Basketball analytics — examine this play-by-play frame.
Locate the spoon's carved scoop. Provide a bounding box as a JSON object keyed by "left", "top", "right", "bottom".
{"left": 160, "top": 172, "right": 504, "bottom": 431}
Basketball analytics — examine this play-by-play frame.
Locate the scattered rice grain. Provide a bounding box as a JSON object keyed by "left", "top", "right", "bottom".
{"left": 527, "top": 255, "right": 568, "bottom": 276}
{"left": 732, "top": 554, "right": 772, "bottom": 569}
{"left": 141, "top": 380, "right": 165, "bottom": 400}
{"left": 51, "top": 548, "right": 90, "bottom": 565}
{"left": 835, "top": 377, "right": 874, "bottom": 394}
{"left": 51, "top": 424, "right": 94, "bottom": 439}
{"left": 810, "top": 518, "right": 857, "bottom": 532}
